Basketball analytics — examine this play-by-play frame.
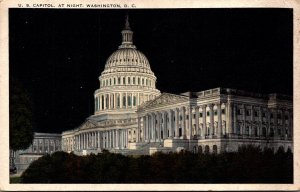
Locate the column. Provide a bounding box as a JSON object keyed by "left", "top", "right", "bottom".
{"left": 48, "top": 139, "right": 50, "bottom": 152}
{"left": 182, "top": 107, "right": 186, "bottom": 138}
{"left": 259, "top": 106, "right": 263, "bottom": 137}
{"left": 102, "top": 131, "right": 105, "bottom": 148}
{"left": 137, "top": 117, "right": 141, "bottom": 142}
{"left": 157, "top": 112, "right": 161, "bottom": 142}
{"left": 125, "top": 129, "right": 128, "bottom": 148}
{"left": 242, "top": 105, "right": 246, "bottom": 136}
{"left": 209, "top": 104, "right": 214, "bottom": 136}
{"left": 226, "top": 102, "right": 232, "bottom": 136}
{"left": 151, "top": 113, "right": 155, "bottom": 141}
{"left": 116, "top": 129, "right": 119, "bottom": 148}
{"left": 195, "top": 106, "right": 199, "bottom": 138}
{"left": 168, "top": 110, "right": 172, "bottom": 138}
{"left": 233, "top": 104, "right": 237, "bottom": 134}
{"left": 250, "top": 105, "right": 254, "bottom": 136}
{"left": 175, "top": 108, "right": 179, "bottom": 138}
{"left": 98, "top": 96, "right": 100, "bottom": 111}
{"left": 83, "top": 133, "right": 86, "bottom": 149}
{"left": 163, "top": 112, "right": 168, "bottom": 139}
{"left": 217, "top": 103, "right": 222, "bottom": 137}
{"left": 143, "top": 116, "right": 146, "bottom": 141}
{"left": 188, "top": 107, "right": 192, "bottom": 139}
{"left": 100, "top": 95, "right": 102, "bottom": 111}
{"left": 120, "top": 130, "right": 123, "bottom": 149}
{"left": 104, "top": 95, "right": 107, "bottom": 110}
{"left": 202, "top": 105, "right": 207, "bottom": 138}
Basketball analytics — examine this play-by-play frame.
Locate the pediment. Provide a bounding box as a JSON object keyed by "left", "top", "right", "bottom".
{"left": 138, "top": 92, "right": 189, "bottom": 110}
{"left": 80, "top": 119, "right": 97, "bottom": 130}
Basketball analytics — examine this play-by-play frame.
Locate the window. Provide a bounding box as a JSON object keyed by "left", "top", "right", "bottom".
{"left": 199, "top": 113, "right": 203, "bottom": 117}
{"left": 222, "top": 109, "right": 225, "bottom": 114}
{"left": 138, "top": 77, "right": 140, "bottom": 85}
{"left": 207, "top": 111, "right": 210, "bottom": 116}
{"left": 246, "top": 110, "right": 251, "bottom": 116}
{"left": 128, "top": 77, "right": 131, "bottom": 84}
{"left": 133, "top": 96, "right": 136, "bottom": 106}
{"left": 186, "top": 115, "right": 189, "bottom": 119}
{"left": 114, "top": 78, "right": 116, "bottom": 85}
{"left": 133, "top": 77, "right": 135, "bottom": 84}
{"left": 123, "top": 95, "right": 126, "bottom": 106}
{"left": 214, "top": 110, "right": 218, "bottom": 116}
{"left": 127, "top": 95, "right": 131, "bottom": 106}
{"left": 102, "top": 95, "right": 104, "bottom": 109}
{"left": 277, "top": 114, "right": 282, "bottom": 119}
{"left": 123, "top": 77, "right": 126, "bottom": 85}
{"left": 238, "top": 109, "right": 243, "bottom": 115}
{"left": 142, "top": 79, "right": 144, "bottom": 85}
{"left": 109, "top": 79, "right": 111, "bottom": 85}
{"left": 193, "top": 114, "right": 196, "bottom": 119}
{"left": 285, "top": 115, "right": 288, "bottom": 120}
{"left": 270, "top": 113, "right": 274, "bottom": 118}
{"left": 262, "top": 112, "right": 266, "bottom": 117}
{"left": 118, "top": 77, "right": 121, "bottom": 84}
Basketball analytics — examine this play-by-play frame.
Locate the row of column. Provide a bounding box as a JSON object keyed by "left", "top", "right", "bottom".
{"left": 139, "top": 103, "right": 226, "bottom": 142}
{"left": 65, "top": 129, "right": 129, "bottom": 151}
{"left": 33, "top": 139, "right": 59, "bottom": 153}
{"left": 231, "top": 104, "right": 292, "bottom": 138}
{"left": 100, "top": 76, "right": 154, "bottom": 88}
{"left": 95, "top": 92, "right": 155, "bottom": 111}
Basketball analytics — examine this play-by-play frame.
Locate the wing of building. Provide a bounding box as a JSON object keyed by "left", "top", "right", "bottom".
{"left": 61, "top": 17, "right": 293, "bottom": 156}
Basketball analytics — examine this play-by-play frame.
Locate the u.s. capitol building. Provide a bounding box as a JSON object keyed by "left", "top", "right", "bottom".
{"left": 61, "top": 18, "right": 293, "bottom": 155}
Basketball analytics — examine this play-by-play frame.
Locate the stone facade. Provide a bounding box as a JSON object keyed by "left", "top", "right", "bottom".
{"left": 61, "top": 17, "right": 293, "bottom": 156}
{"left": 13, "top": 132, "right": 61, "bottom": 173}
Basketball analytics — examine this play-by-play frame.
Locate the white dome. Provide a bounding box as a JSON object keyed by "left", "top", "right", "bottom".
{"left": 93, "top": 16, "right": 160, "bottom": 115}
{"left": 102, "top": 48, "right": 154, "bottom": 75}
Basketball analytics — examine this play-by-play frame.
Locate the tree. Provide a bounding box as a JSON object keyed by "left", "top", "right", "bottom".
{"left": 9, "top": 77, "right": 34, "bottom": 151}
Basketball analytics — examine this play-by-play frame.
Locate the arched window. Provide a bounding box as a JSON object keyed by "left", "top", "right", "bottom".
{"left": 198, "top": 146, "right": 203, "bottom": 154}
{"left": 138, "top": 77, "right": 140, "bottom": 85}
{"left": 133, "top": 96, "right": 136, "bottom": 106}
{"left": 146, "top": 79, "right": 148, "bottom": 85}
{"left": 109, "top": 79, "right": 111, "bottom": 85}
{"left": 114, "top": 78, "right": 116, "bottom": 85}
{"left": 118, "top": 77, "right": 121, "bottom": 84}
{"left": 123, "top": 77, "right": 126, "bottom": 85}
{"left": 106, "top": 79, "right": 108, "bottom": 86}
{"left": 213, "top": 145, "right": 217, "bottom": 154}
{"left": 204, "top": 145, "right": 210, "bottom": 154}
{"left": 128, "top": 77, "right": 131, "bottom": 84}
{"left": 142, "top": 79, "right": 144, "bottom": 85}
{"left": 133, "top": 77, "right": 136, "bottom": 84}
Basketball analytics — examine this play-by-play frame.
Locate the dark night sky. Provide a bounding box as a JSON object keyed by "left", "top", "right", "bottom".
{"left": 9, "top": 8, "right": 293, "bottom": 133}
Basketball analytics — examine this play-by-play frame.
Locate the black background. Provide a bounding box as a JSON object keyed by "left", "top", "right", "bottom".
{"left": 9, "top": 8, "right": 293, "bottom": 133}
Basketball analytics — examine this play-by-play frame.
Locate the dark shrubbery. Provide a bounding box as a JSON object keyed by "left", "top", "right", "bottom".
{"left": 21, "top": 145, "right": 293, "bottom": 183}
